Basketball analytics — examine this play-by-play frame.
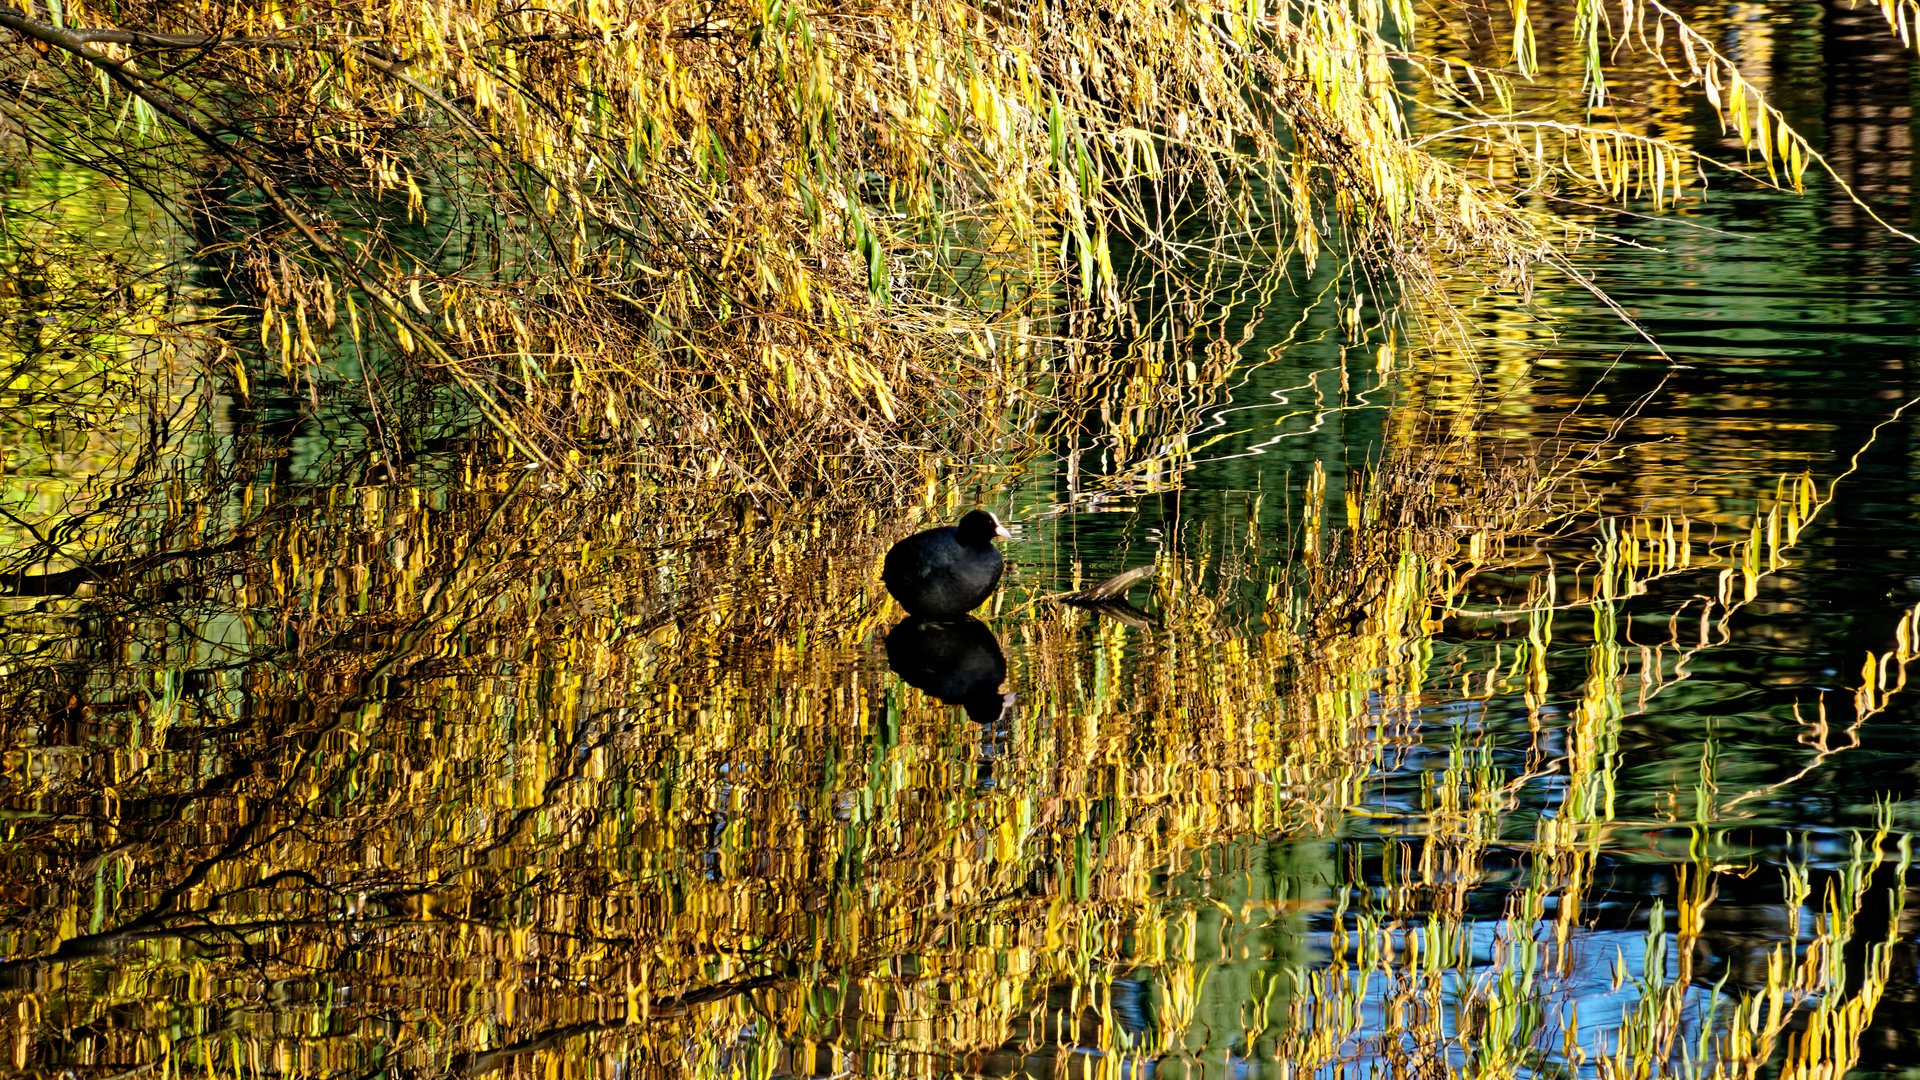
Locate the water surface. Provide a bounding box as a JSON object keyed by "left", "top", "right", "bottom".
{"left": 4, "top": 3, "right": 1920, "bottom": 1077}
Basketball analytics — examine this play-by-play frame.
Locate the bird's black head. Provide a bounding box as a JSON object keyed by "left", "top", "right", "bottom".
{"left": 956, "top": 509, "right": 1010, "bottom": 547}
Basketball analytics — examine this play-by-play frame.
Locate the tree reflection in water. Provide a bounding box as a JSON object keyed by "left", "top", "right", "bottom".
{"left": 7, "top": 7, "right": 1920, "bottom": 1072}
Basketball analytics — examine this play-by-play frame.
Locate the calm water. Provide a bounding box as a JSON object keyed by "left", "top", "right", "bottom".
{"left": 6, "top": 4, "right": 1920, "bottom": 1078}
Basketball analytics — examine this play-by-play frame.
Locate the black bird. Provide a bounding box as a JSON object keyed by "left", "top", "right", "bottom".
{"left": 881, "top": 509, "right": 1010, "bottom": 617}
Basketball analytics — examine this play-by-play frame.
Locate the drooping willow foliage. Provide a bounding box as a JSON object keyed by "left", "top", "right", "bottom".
{"left": 0, "top": 0, "right": 1903, "bottom": 490}
{"left": 9, "top": 5, "right": 1920, "bottom": 1076}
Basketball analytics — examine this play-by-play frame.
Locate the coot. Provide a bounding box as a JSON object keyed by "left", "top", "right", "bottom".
{"left": 881, "top": 509, "right": 1009, "bottom": 617}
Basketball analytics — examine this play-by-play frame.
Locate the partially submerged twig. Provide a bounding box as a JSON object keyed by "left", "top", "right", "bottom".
{"left": 1052, "top": 563, "right": 1157, "bottom": 627}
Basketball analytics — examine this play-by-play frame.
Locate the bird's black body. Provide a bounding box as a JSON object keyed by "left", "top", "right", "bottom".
{"left": 881, "top": 510, "right": 1008, "bottom": 617}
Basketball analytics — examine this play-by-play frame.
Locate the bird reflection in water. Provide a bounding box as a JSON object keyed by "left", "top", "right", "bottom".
{"left": 885, "top": 616, "right": 1011, "bottom": 724}
{"left": 885, "top": 616, "right": 1013, "bottom": 785}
